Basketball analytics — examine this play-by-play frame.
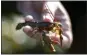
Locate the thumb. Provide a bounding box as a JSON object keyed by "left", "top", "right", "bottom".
{"left": 23, "top": 25, "right": 33, "bottom": 37}
{"left": 23, "top": 15, "right": 35, "bottom": 36}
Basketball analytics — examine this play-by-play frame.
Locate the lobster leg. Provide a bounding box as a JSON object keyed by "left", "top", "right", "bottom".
{"left": 60, "top": 34, "right": 63, "bottom": 47}
{"left": 42, "top": 31, "right": 56, "bottom": 52}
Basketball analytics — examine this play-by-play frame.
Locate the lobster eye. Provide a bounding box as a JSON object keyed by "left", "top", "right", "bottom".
{"left": 58, "top": 23, "right": 62, "bottom": 27}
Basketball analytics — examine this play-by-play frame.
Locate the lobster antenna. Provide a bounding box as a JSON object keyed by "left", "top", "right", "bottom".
{"left": 44, "top": 3, "right": 54, "bottom": 21}
{"left": 44, "top": 3, "right": 63, "bottom": 47}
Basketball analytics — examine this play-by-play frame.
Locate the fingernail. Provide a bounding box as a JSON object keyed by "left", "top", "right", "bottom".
{"left": 43, "top": 15, "right": 53, "bottom": 23}
{"left": 23, "top": 25, "right": 33, "bottom": 33}
{"left": 25, "top": 15, "right": 34, "bottom": 21}
{"left": 43, "top": 18, "right": 51, "bottom": 22}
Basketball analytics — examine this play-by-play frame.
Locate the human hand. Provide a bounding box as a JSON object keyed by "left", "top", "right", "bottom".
{"left": 18, "top": 1, "right": 73, "bottom": 53}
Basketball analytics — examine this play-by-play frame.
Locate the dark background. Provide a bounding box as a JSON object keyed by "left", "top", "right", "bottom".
{"left": 1, "top": 1, "right": 87, "bottom": 54}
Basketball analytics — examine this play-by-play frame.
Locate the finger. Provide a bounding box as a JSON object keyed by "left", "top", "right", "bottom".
{"left": 23, "top": 25, "right": 33, "bottom": 36}
{"left": 25, "top": 15, "right": 35, "bottom": 22}
{"left": 42, "top": 15, "right": 53, "bottom": 23}
{"left": 46, "top": 32, "right": 60, "bottom": 42}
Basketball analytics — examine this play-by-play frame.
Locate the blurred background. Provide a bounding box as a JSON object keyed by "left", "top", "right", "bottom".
{"left": 1, "top": 1, "right": 86, "bottom": 54}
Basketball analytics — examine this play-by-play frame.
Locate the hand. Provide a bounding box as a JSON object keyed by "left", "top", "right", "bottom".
{"left": 23, "top": 14, "right": 61, "bottom": 44}
{"left": 23, "top": 15, "right": 41, "bottom": 39}
{"left": 18, "top": 2, "right": 73, "bottom": 53}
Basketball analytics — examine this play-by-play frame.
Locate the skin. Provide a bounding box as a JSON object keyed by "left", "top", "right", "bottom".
{"left": 17, "top": 1, "right": 73, "bottom": 53}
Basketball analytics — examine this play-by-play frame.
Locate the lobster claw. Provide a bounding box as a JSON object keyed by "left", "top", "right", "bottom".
{"left": 16, "top": 23, "right": 25, "bottom": 30}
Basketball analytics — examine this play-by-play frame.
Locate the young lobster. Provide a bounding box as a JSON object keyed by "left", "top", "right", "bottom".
{"left": 16, "top": 21, "right": 63, "bottom": 52}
